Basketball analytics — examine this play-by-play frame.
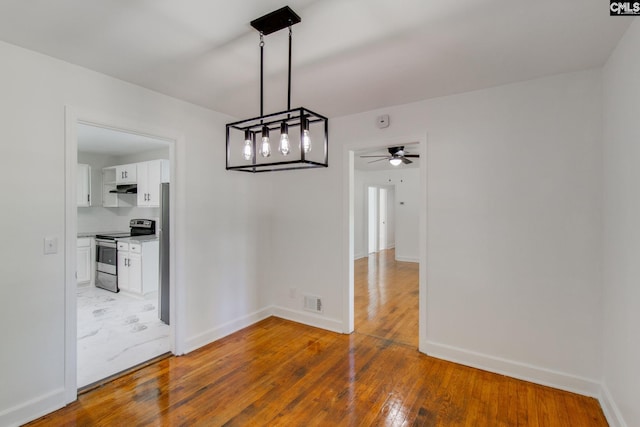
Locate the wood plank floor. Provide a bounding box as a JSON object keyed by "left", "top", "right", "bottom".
{"left": 355, "top": 249, "right": 419, "bottom": 348}
{"left": 27, "top": 250, "right": 608, "bottom": 426}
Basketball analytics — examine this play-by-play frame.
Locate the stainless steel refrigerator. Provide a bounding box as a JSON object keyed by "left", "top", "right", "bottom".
{"left": 159, "top": 182, "right": 170, "bottom": 324}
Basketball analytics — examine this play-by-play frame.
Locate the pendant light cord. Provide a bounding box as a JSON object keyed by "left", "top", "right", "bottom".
{"left": 260, "top": 33, "right": 264, "bottom": 118}
{"left": 287, "top": 26, "right": 292, "bottom": 111}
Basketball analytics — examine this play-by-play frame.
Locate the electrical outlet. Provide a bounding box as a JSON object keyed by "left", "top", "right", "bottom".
{"left": 44, "top": 237, "right": 58, "bottom": 254}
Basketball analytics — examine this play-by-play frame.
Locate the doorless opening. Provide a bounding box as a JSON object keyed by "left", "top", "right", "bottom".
{"left": 64, "top": 106, "right": 182, "bottom": 403}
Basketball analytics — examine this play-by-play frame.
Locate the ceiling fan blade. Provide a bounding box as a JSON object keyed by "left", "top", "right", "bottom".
{"left": 368, "top": 158, "right": 390, "bottom": 164}
{"left": 401, "top": 157, "right": 413, "bottom": 164}
{"left": 360, "top": 155, "right": 388, "bottom": 158}
{"left": 404, "top": 154, "right": 419, "bottom": 158}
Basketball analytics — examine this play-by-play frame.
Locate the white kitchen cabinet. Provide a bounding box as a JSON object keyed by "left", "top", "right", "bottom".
{"left": 117, "top": 240, "right": 158, "bottom": 295}
{"left": 77, "top": 164, "right": 91, "bottom": 207}
{"left": 137, "top": 159, "right": 169, "bottom": 207}
{"left": 116, "top": 163, "right": 137, "bottom": 184}
{"left": 128, "top": 253, "right": 142, "bottom": 294}
{"left": 102, "top": 167, "right": 118, "bottom": 207}
{"left": 77, "top": 237, "right": 93, "bottom": 285}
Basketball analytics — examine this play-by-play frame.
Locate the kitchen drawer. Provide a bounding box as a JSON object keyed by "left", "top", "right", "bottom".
{"left": 130, "top": 243, "right": 141, "bottom": 254}
{"left": 77, "top": 237, "right": 91, "bottom": 248}
{"left": 117, "top": 241, "right": 129, "bottom": 251}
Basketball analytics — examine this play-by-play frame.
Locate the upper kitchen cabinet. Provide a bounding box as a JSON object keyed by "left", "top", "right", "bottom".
{"left": 137, "top": 159, "right": 169, "bottom": 207}
{"left": 115, "top": 163, "right": 137, "bottom": 184}
{"left": 77, "top": 164, "right": 91, "bottom": 207}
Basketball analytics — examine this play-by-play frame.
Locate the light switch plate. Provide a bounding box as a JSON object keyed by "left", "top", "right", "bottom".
{"left": 44, "top": 237, "right": 58, "bottom": 254}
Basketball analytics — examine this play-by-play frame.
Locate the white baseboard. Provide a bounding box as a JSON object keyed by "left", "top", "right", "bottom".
{"left": 354, "top": 252, "right": 367, "bottom": 260}
{"left": 395, "top": 255, "right": 419, "bottom": 263}
{"left": 184, "top": 306, "right": 273, "bottom": 353}
{"left": 0, "top": 387, "right": 66, "bottom": 427}
{"left": 423, "top": 340, "right": 601, "bottom": 397}
{"left": 271, "top": 306, "right": 344, "bottom": 334}
{"left": 599, "top": 383, "right": 627, "bottom": 427}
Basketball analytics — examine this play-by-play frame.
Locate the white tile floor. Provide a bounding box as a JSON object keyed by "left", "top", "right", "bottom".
{"left": 77, "top": 285, "right": 170, "bottom": 388}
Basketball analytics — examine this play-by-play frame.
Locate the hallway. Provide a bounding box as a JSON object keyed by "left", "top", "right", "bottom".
{"left": 354, "top": 249, "right": 419, "bottom": 348}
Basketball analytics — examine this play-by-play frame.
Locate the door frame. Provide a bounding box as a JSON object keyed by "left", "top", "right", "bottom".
{"left": 64, "top": 106, "right": 185, "bottom": 403}
{"left": 342, "top": 133, "right": 428, "bottom": 352}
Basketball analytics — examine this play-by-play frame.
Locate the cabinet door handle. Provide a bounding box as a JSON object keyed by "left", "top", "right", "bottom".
{"left": 125, "top": 171, "right": 128, "bottom": 179}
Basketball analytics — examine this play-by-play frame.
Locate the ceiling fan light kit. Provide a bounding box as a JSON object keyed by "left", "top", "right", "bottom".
{"left": 226, "top": 6, "right": 329, "bottom": 173}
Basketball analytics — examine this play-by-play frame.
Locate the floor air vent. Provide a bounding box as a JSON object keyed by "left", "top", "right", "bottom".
{"left": 303, "top": 295, "right": 323, "bottom": 314}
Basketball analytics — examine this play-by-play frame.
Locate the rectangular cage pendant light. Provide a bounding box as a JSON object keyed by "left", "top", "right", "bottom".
{"left": 225, "top": 6, "right": 329, "bottom": 173}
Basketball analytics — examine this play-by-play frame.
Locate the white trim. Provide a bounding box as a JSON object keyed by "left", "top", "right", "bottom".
{"left": 272, "top": 306, "right": 344, "bottom": 334}
{"left": 184, "top": 307, "right": 273, "bottom": 353}
{"left": 63, "top": 106, "right": 185, "bottom": 404}
{"left": 0, "top": 388, "right": 65, "bottom": 427}
{"left": 599, "top": 383, "right": 627, "bottom": 427}
{"left": 342, "top": 151, "right": 355, "bottom": 333}
{"left": 353, "top": 252, "right": 368, "bottom": 260}
{"left": 64, "top": 107, "right": 79, "bottom": 404}
{"left": 395, "top": 256, "right": 419, "bottom": 263}
{"left": 423, "top": 340, "right": 601, "bottom": 397}
{"left": 343, "top": 133, "right": 428, "bottom": 347}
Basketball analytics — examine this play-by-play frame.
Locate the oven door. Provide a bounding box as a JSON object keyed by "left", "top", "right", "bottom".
{"left": 96, "top": 240, "right": 117, "bottom": 275}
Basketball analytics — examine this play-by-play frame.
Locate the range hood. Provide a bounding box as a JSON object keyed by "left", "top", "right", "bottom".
{"left": 109, "top": 184, "right": 137, "bottom": 194}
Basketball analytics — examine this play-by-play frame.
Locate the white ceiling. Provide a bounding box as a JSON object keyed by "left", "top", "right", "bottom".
{"left": 0, "top": 1, "right": 631, "bottom": 119}
{"left": 77, "top": 123, "right": 169, "bottom": 156}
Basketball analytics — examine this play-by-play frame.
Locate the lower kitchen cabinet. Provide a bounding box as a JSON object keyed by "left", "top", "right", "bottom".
{"left": 77, "top": 237, "right": 94, "bottom": 285}
{"left": 117, "top": 240, "right": 159, "bottom": 295}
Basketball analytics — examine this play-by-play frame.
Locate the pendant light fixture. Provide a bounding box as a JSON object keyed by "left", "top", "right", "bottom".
{"left": 226, "top": 6, "right": 329, "bottom": 172}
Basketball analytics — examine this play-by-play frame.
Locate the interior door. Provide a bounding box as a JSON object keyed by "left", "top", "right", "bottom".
{"left": 368, "top": 187, "right": 378, "bottom": 254}
{"left": 379, "top": 188, "right": 388, "bottom": 251}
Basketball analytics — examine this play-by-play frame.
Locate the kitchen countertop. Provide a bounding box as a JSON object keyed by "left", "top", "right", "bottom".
{"left": 77, "top": 231, "right": 128, "bottom": 238}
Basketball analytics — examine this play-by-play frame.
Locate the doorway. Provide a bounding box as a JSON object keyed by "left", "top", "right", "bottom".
{"left": 367, "top": 186, "right": 394, "bottom": 254}
{"left": 64, "top": 107, "right": 181, "bottom": 402}
{"left": 345, "top": 138, "right": 427, "bottom": 352}
{"left": 76, "top": 123, "right": 172, "bottom": 389}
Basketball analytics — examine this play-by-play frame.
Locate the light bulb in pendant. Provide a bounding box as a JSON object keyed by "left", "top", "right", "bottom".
{"left": 301, "top": 118, "right": 312, "bottom": 153}
{"left": 279, "top": 122, "right": 290, "bottom": 156}
{"left": 260, "top": 125, "right": 271, "bottom": 157}
{"left": 243, "top": 130, "right": 253, "bottom": 161}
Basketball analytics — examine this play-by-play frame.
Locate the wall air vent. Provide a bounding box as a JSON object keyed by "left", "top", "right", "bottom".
{"left": 303, "top": 295, "right": 323, "bottom": 314}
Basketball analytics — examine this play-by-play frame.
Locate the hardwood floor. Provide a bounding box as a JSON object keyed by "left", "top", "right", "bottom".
{"left": 28, "top": 250, "right": 607, "bottom": 426}
{"left": 355, "top": 249, "right": 419, "bottom": 348}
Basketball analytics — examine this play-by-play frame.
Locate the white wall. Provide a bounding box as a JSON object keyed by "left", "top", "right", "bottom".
{"left": 602, "top": 20, "right": 640, "bottom": 427}
{"left": 0, "top": 41, "right": 272, "bottom": 425}
{"left": 354, "top": 169, "right": 419, "bottom": 261}
{"left": 268, "top": 69, "right": 603, "bottom": 394}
